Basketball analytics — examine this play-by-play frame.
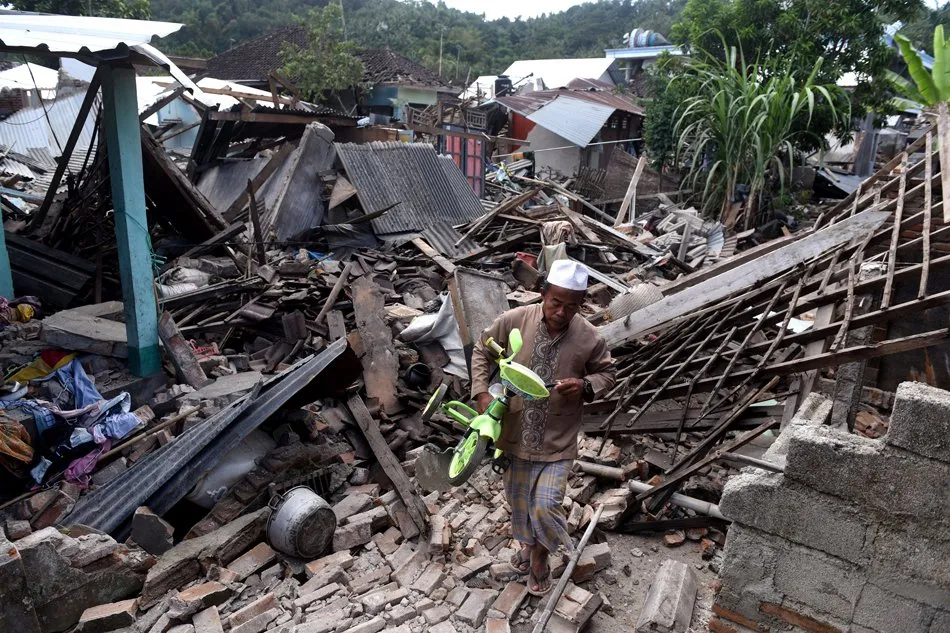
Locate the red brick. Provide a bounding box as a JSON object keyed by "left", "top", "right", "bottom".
{"left": 490, "top": 582, "right": 527, "bottom": 619}
{"left": 78, "top": 598, "right": 137, "bottom": 633}
{"left": 226, "top": 542, "right": 276, "bottom": 580}
{"left": 759, "top": 602, "right": 843, "bottom": 633}
{"left": 712, "top": 604, "right": 767, "bottom": 631}
{"left": 486, "top": 619, "right": 511, "bottom": 633}
{"left": 305, "top": 549, "right": 354, "bottom": 578}
{"left": 226, "top": 593, "right": 276, "bottom": 628}
{"left": 663, "top": 530, "right": 686, "bottom": 547}
{"left": 178, "top": 581, "right": 231, "bottom": 608}
{"left": 192, "top": 606, "right": 224, "bottom": 633}
{"left": 708, "top": 617, "right": 741, "bottom": 633}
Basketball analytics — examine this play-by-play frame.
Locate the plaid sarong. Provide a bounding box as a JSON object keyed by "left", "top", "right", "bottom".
{"left": 504, "top": 456, "right": 574, "bottom": 554}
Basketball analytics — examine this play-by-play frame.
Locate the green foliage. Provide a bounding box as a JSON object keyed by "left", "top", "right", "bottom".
{"left": 643, "top": 55, "right": 696, "bottom": 172}
{"left": 670, "top": 0, "right": 922, "bottom": 130}
{"left": 279, "top": 4, "right": 364, "bottom": 102}
{"left": 673, "top": 41, "right": 849, "bottom": 227}
{"left": 149, "top": 0, "right": 686, "bottom": 78}
{"left": 898, "top": 3, "right": 950, "bottom": 54}
{"left": 12, "top": 0, "right": 150, "bottom": 19}
{"left": 891, "top": 24, "right": 950, "bottom": 108}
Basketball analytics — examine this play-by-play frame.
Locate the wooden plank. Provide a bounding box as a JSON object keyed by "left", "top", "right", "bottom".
{"left": 456, "top": 228, "right": 535, "bottom": 263}
{"left": 454, "top": 188, "right": 538, "bottom": 247}
{"left": 411, "top": 237, "right": 456, "bottom": 275}
{"left": 29, "top": 70, "right": 103, "bottom": 231}
{"left": 158, "top": 311, "right": 212, "bottom": 389}
{"left": 315, "top": 262, "right": 354, "bottom": 326}
{"left": 599, "top": 210, "right": 891, "bottom": 348}
{"left": 881, "top": 152, "right": 909, "bottom": 309}
{"left": 614, "top": 155, "right": 646, "bottom": 226}
{"left": 920, "top": 131, "right": 934, "bottom": 300}
{"left": 938, "top": 102, "right": 950, "bottom": 225}
{"left": 139, "top": 85, "right": 186, "bottom": 123}
{"left": 326, "top": 310, "right": 346, "bottom": 342}
{"left": 247, "top": 179, "right": 267, "bottom": 265}
{"left": 346, "top": 394, "right": 428, "bottom": 535}
{"left": 352, "top": 276, "right": 401, "bottom": 415}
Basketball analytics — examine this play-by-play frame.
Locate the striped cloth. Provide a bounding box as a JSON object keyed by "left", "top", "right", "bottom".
{"left": 504, "top": 456, "right": 574, "bottom": 554}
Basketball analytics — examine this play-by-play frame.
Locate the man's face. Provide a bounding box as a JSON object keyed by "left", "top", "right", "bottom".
{"left": 541, "top": 284, "right": 585, "bottom": 331}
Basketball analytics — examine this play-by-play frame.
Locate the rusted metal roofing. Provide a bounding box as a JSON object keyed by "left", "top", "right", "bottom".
{"left": 335, "top": 141, "right": 485, "bottom": 236}
{"left": 494, "top": 87, "right": 645, "bottom": 118}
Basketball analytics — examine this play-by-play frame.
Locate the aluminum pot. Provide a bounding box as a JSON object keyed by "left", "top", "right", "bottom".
{"left": 267, "top": 486, "right": 336, "bottom": 559}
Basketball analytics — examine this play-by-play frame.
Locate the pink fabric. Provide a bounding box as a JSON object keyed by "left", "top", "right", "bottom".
{"left": 65, "top": 439, "right": 112, "bottom": 489}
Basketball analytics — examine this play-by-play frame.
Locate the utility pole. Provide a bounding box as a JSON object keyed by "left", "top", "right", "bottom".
{"left": 340, "top": 0, "right": 347, "bottom": 42}
{"left": 438, "top": 28, "right": 444, "bottom": 77}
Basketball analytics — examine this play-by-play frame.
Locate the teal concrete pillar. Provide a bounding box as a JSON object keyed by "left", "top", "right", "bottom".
{"left": 0, "top": 225, "right": 13, "bottom": 299}
{"left": 101, "top": 65, "right": 161, "bottom": 376}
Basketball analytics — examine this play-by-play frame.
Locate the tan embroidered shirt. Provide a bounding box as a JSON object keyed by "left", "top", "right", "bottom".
{"left": 470, "top": 304, "right": 616, "bottom": 462}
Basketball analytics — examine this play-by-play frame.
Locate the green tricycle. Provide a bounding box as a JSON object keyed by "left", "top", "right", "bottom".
{"left": 416, "top": 328, "right": 550, "bottom": 490}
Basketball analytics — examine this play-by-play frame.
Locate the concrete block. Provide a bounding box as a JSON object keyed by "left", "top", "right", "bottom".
{"left": 428, "top": 623, "right": 459, "bottom": 633}
{"left": 635, "top": 559, "right": 699, "bottom": 632}
{"left": 348, "top": 567, "right": 391, "bottom": 595}
{"left": 295, "top": 582, "right": 344, "bottom": 608}
{"left": 78, "top": 598, "right": 138, "bottom": 633}
{"left": 455, "top": 555, "right": 492, "bottom": 580}
{"left": 177, "top": 582, "right": 231, "bottom": 608}
{"left": 422, "top": 604, "right": 452, "bottom": 625}
{"left": 6, "top": 519, "right": 31, "bottom": 540}
{"left": 719, "top": 470, "right": 873, "bottom": 564}
{"left": 485, "top": 618, "right": 511, "bottom": 633}
{"left": 131, "top": 506, "right": 175, "bottom": 556}
{"left": 386, "top": 604, "right": 415, "bottom": 626}
{"left": 886, "top": 381, "right": 950, "bottom": 463}
{"left": 391, "top": 547, "right": 427, "bottom": 588}
{"left": 772, "top": 540, "right": 865, "bottom": 622}
{"left": 854, "top": 582, "right": 934, "bottom": 633}
{"left": 765, "top": 393, "right": 832, "bottom": 459}
{"left": 870, "top": 522, "right": 950, "bottom": 591}
{"left": 930, "top": 610, "right": 950, "bottom": 633}
{"left": 332, "top": 519, "right": 373, "bottom": 551}
{"left": 783, "top": 423, "right": 950, "bottom": 522}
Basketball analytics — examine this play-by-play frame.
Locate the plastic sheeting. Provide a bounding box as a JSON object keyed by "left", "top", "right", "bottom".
{"left": 398, "top": 293, "right": 467, "bottom": 379}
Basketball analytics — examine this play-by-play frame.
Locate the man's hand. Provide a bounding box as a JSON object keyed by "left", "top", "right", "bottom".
{"left": 553, "top": 378, "right": 585, "bottom": 397}
{"left": 475, "top": 392, "right": 493, "bottom": 414}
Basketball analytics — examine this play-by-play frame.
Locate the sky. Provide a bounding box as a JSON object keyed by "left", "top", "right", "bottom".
{"left": 434, "top": 0, "right": 589, "bottom": 21}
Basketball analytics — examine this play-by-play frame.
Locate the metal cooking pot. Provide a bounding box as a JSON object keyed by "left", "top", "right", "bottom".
{"left": 267, "top": 486, "right": 336, "bottom": 559}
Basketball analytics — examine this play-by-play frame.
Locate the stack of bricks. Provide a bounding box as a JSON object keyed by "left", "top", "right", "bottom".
{"left": 709, "top": 383, "right": 950, "bottom": 633}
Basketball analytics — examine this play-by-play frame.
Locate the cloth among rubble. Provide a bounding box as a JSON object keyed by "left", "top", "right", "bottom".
{"left": 398, "top": 293, "right": 467, "bottom": 379}
{"left": 537, "top": 221, "right": 576, "bottom": 273}
{"left": 0, "top": 295, "right": 40, "bottom": 326}
{"left": 0, "top": 416, "right": 34, "bottom": 478}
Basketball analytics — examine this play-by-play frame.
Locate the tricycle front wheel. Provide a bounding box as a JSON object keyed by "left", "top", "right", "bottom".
{"left": 447, "top": 431, "right": 489, "bottom": 485}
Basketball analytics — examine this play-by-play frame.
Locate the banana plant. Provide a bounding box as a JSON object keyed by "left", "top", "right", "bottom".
{"left": 889, "top": 25, "right": 950, "bottom": 110}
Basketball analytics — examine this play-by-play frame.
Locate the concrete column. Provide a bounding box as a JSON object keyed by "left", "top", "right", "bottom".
{"left": 101, "top": 65, "right": 160, "bottom": 377}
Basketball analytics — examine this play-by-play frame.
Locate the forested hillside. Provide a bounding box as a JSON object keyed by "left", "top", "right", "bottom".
{"left": 150, "top": 0, "right": 686, "bottom": 80}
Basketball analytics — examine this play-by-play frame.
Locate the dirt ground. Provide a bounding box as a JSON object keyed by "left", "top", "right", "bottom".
{"left": 510, "top": 530, "right": 717, "bottom": 633}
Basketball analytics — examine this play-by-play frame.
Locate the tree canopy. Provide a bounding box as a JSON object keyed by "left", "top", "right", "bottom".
{"left": 279, "top": 4, "right": 364, "bottom": 102}
{"left": 12, "top": 0, "right": 150, "bottom": 19}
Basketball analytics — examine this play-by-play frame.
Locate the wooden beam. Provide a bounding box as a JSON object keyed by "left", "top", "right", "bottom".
{"left": 614, "top": 155, "right": 646, "bottom": 226}
{"left": 208, "top": 110, "right": 355, "bottom": 127}
{"left": 346, "top": 394, "right": 428, "bottom": 536}
{"left": 139, "top": 86, "right": 186, "bottom": 123}
{"left": 600, "top": 210, "right": 891, "bottom": 348}
{"left": 411, "top": 238, "right": 457, "bottom": 275}
{"left": 29, "top": 69, "right": 103, "bottom": 231}
{"left": 938, "top": 103, "right": 950, "bottom": 224}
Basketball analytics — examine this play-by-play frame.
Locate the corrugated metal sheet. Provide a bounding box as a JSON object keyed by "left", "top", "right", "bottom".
{"left": 0, "top": 154, "right": 35, "bottom": 179}
{"left": 0, "top": 11, "right": 181, "bottom": 55}
{"left": 502, "top": 59, "right": 616, "bottom": 90}
{"left": 527, "top": 96, "right": 615, "bottom": 147}
{"left": 0, "top": 90, "right": 100, "bottom": 155}
{"left": 422, "top": 222, "right": 479, "bottom": 258}
{"left": 335, "top": 141, "right": 485, "bottom": 236}
{"left": 0, "top": 63, "right": 58, "bottom": 91}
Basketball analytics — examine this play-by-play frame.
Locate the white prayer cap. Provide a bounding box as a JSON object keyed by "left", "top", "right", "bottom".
{"left": 546, "top": 260, "right": 588, "bottom": 292}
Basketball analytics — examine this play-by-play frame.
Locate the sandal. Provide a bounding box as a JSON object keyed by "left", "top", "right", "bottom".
{"left": 526, "top": 561, "right": 552, "bottom": 597}
{"left": 508, "top": 548, "right": 531, "bottom": 575}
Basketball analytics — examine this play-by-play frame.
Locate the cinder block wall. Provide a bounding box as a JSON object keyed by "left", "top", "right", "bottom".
{"left": 709, "top": 382, "right": 950, "bottom": 633}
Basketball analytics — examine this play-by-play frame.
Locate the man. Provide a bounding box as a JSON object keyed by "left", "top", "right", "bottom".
{"left": 470, "top": 260, "right": 616, "bottom": 596}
